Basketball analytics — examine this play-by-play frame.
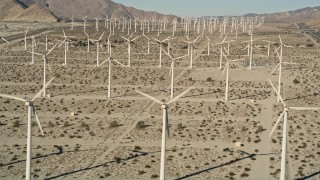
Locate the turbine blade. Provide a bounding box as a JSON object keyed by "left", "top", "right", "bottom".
{"left": 269, "top": 111, "right": 285, "bottom": 138}
{"left": 121, "top": 36, "right": 129, "bottom": 41}
{"left": 131, "top": 36, "right": 140, "bottom": 42}
{"left": 27, "top": 51, "right": 43, "bottom": 56}
{"left": 1, "top": 37, "right": 10, "bottom": 43}
{"left": 289, "top": 107, "right": 320, "bottom": 111}
{"left": 99, "top": 31, "right": 105, "bottom": 40}
{"left": 46, "top": 44, "right": 58, "bottom": 55}
{"left": 98, "top": 58, "right": 109, "bottom": 67}
{"left": 0, "top": 94, "right": 27, "bottom": 102}
{"left": 32, "top": 77, "right": 55, "bottom": 101}
{"left": 267, "top": 78, "right": 285, "bottom": 106}
{"left": 167, "top": 86, "right": 193, "bottom": 104}
{"left": 222, "top": 34, "right": 228, "bottom": 43}
{"left": 84, "top": 31, "right": 89, "bottom": 37}
{"left": 221, "top": 63, "right": 228, "bottom": 77}
{"left": 175, "top": 54, "right": 189, "bottom": 60}
{"left": 135, "top": 90, "right": 163, "bottom": 104}
{"left": 32, "top": 105, "right": 44, "bottom": 136}
{"left": 270, "top": 63, "right": 280, "bottom": 75}
{"left": 113, "top": 59, "right": 127, "bottom": 67}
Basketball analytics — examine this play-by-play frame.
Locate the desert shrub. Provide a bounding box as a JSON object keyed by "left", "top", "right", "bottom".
{"left": 63, "top": 121, "right": 70, "bottom": 127}
{"left": 151, "top": 174, "right": 159, "bottom": 178}
{"left": 134, "top": 146, "right": 142, "bottom": 151}
{"left": 12, "top": 120, "right": 20, "bottom": 127}
{"left": 136, "top": 121, "right": 147, "bottom": 129}
{"left": 159, "top": 76, "right": 165, "bottom": 81}
{"left": 110, "top": 120, "right": 119, "bottom": 128}
{"left": 206, "top": 77, "right": 213, "bottom": 82}
{"left": 177, "top": 123, "right": 184, "bottom": 130}
{"left": 293, "top": 79, "right": 300, "bottom": 84}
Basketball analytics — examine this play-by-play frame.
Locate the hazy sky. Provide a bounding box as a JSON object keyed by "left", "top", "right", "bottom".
{"left": 113, "top": 0, "right": 320, "bottom": 16}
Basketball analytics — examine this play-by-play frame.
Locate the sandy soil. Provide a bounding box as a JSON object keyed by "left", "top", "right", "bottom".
{"left": 0, "top": 21, "right": 319, "bottom": 180}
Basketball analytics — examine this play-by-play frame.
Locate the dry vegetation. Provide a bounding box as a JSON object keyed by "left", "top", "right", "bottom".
{"left": 0, "top": 20, "right": 319, "bottom": 180}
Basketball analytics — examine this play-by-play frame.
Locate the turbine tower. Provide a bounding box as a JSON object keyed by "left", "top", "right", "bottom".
{"left": 0, "top": 78, "right": 55, "bottom": 180}
{"left": 268, "top": 79, "right": 320, "bottom": 180}
{"left": 135, "top": 87, "right": 193, "bottom": 180}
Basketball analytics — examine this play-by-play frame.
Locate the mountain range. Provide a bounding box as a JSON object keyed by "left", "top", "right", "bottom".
{"left": 0, "top": 0, "right": 319, "bottom": 26}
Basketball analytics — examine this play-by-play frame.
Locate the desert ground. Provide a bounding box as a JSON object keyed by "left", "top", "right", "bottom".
{"left": 0, "top": 20, "right": 319, "bottom": 180}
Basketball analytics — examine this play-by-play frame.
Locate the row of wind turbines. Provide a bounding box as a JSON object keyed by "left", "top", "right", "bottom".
{"left": 0, "top": 18, "right": 318, "bottom": 180}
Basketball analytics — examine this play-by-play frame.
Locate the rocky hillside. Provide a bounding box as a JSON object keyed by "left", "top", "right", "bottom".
{"left": 0, "top": 0, "right": 57, "bottom": 22}
{"left": 263, "top": 6, "right": 320, "bottom": 23}
{"left": 37, "top": 0, "right": 176, "bottom": 21}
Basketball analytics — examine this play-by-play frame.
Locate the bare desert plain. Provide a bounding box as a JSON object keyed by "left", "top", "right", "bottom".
{"left": 0, "top": 19, "right": 319, "bottom": 180}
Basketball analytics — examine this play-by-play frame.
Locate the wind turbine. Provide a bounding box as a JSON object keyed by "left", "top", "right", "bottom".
{"left": 212, "top": 35, "right": 227, "bottom": 69}
{"left": 225, "top": 39, "right": 236, "bottom": 55}
{"left": 83, "top": 16, "right": 87, "bottom": 31}
{"left": 270, "top": 35, "right": 294, "bottom": 102}
{"left": 268, "top": 79, "right": 320, "bottom": 180}
{"left": 31, "top": 36, "right": 35, "bottom": 64}
{"left": 95, "top": 15, "right": 101, "bottom": 31}
{"left": 163, "top": 50, "right": 188, "bottom": 99}
{"left": 263, "top": 40, "right": 276, "bottom": 57}
{"left": 61, "top": 30, "right": 70, "bottom": 65}
{"left": 143, "top": 35, "right": 151, "bottom": 54}
{"left": 183, "top": 35, "right": 200, "bottom": 69}
{"left": 220, "top": 51, "right": 245, "bottom": 101}
{"left": 121, "top": 33, "right": 140, "bottom": 67}
{"left": 152, "top": 37, "right": 174, "bottom": 68}
{"left": 0, "top": 77, "right": 54, "bottom": 180}
{"left": 70, "top": 16, "right": 75, "bottom": 30}
{"left": 98, "top": 52, "right": 126, "bottom": 98}
{"left": 28, "top": 44, "right": 57, "bottom": 97}
{"left": 91, "top": 31, "right": 105, "bottom": 66}
{"left": 242, "top": 32, "right": 261, "bottom": 70}
{"left": 24, "top": 27, "right": 28, "bottom": 50}
{"left": 84, "top": 31, "right": 91, "bottom": 52}
{"left": 135, "top": 87, "right": 193, "bottom": 180}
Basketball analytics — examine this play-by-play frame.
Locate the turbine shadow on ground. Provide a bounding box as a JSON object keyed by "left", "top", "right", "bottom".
{"left": 175, "top": 150, "right": 278, "bottom": 180}
{"left": 44, "top": 150, "right": 148, "bottom": 180}
{"left": 0, "top": 146, "right": 64, "bottom": 167}
{"left": 297, "top": 171, "right": 320, "bottom": 180}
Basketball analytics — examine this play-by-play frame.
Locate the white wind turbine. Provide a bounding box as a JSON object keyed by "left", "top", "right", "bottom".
{"left": 267, "top": 79, "right": 320, "bottom": 180}
{"left": 31, "top": 35, "right": 35, "bottom": 64}
{"left": 206, "top": 35, "right": 211, "bottom": 55}
{"left": 263, "top": 40, "right": 276, "bottom": 57}
{"left": 220, "top": 51, "right": 245, "bottom": 101}
{"left": 183, "top": 35, "right": 200, "bottom": 69}
{"left": 225, "top": 39, "right": 236, "bottom": 55}
{"left": 95, "top": 15, "right": 101, "bottom": 31}
{"left": 243, "top": 32, "right": 261, "bottom": 70}
{"left": 90, "top": 31, "right": 105, "bottom": 66}
{"left": 163, "top": 50, "right": 189, "bottom": 99}
{"left": 121, "top": 33, "right": 140, "bottom": 67}
{"left": 70, "top": 16, "right": 75, "bottom": 30}
{"left": 83, "top": 16, "right": 87, "bottom": 31}
{"left": 270, "top": 35, "right": 294, "bottom": 102}
{"left": 212, "top": 35, "right": 227, "bottom": 70}
{"left": 84, "top": 31, "right": 91, "bottom": 52}
{"left": 0, "top": 77, "right": 55, "bottom": 180}
{"left": 143, "top": 35, "right": 151, "bottom": 54}
{"left": 98, "top": 51, "right": 126, "bottom": 98}
{"left": 28, "top": 44, "right": 57, "bottom": 97}
{"left": 24, "top": 27, "right": 28, "bottom": 50}
{"left": 152, "top": 37, "right": 174, "bottom": 68}
{"left": 135, "top": 87, "right": 193, "bottom": 180}
{"left": 61, "top": 30, "right": 70, "bottom": 65}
